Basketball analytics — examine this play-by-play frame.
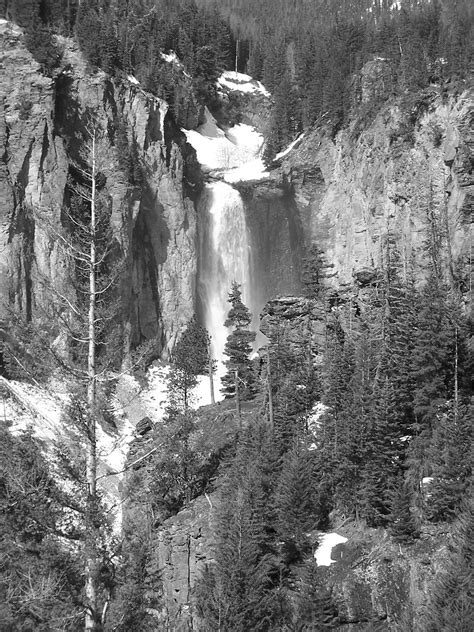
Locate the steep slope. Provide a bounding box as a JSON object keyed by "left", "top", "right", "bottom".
{"left": 280, "top": 80, "right": 473, "bottom": 288}
{"left": 0, "top": 21, "right": 200, "bottom": 356}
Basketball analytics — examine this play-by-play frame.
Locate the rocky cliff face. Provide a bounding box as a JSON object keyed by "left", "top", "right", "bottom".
{"left": 281, "top": 81, "right": 473, "bottom": 288}
{"left": 0, "top": 22, "right": 200, "bottom": 355}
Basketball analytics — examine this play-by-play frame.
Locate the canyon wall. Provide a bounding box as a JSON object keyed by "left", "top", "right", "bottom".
{"left": 0, "top": 22, "right": 200, "bottom": 356}
{"left": 281, "top": 79, "right": 473, "bottom": 289}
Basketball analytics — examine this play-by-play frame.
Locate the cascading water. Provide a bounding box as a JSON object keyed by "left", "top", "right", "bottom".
{"left": 197, "top": 181, "right": 253, "bottom": 363}
{"left": 182, "top": 76, "right": 272, "bottom": 400}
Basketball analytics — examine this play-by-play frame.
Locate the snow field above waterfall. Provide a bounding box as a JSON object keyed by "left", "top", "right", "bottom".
{"left": 183, "top": 108, "right": 269, "bottom": 182}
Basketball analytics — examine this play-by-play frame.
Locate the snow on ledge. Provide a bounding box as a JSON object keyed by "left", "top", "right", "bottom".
{"left": 274, "top": 133, "right": 305, "bottom": 161}
{"left": 314, "top": 532, "right": 348, "bottom": 566}
{"left": 218, "top": 71, "right": 271, "bottom": 98}
{"left": 127, "top": 74, "right": 140, "bottom": 85}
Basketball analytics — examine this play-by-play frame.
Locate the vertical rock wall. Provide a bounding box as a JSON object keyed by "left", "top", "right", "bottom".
{"left": 282, "top": 87, "right": 473, "bottom": 287}
{"left": 0, "top": 23, "right": 200, "bottom": 355}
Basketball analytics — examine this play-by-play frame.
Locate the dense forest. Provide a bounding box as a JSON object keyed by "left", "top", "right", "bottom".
{"left": 0, "top": 0, "right": 473, "bottom": 630}
{"left": 2, "top": 0, "right": 473, "bottom": 145}
{"left": 2, "top": 253, "right": 472, "bottom": 629}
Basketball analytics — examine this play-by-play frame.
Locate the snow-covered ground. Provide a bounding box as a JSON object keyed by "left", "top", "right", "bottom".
{"left": 314, "top": 532, "right": 348, "bottom": 566}
{"left": 217, "top": 71, "right": 270, "bottom": 98}
{"left": 161, "top": 50, "right": 192, "bottom": 78}
{"left": 274, "top": 133, "right": 305, "bottom": 161}
{"left": 183, "top": 107, "right": 269, "bottom": 182}
{"left": 183, "top": 69, "right": 272, "bottom": 183}
{"left": 2, "top": 376, "right": 136, "bottom": 530}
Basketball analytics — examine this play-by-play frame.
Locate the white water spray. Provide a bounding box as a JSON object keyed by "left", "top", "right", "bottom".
{"left": 198, "top": 182, "right": 252, "bottom": 363}
{"left": 182, "top": 84, "right": 271, "bottom": 400}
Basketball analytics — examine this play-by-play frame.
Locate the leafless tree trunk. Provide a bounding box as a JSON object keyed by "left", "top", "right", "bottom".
{"left": 84, "top": 129, "right": 98, "bottom": 632}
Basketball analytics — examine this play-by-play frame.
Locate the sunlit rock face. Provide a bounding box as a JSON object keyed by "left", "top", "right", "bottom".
{"left": 0, "top": 23, "right": 199, "bottom": 356}
{"left": 281, "top": 87, "right": 473, "bottom": 288}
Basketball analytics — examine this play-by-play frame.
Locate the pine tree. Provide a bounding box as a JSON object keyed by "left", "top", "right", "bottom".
{"left": 221, "top": 282, "right": 256, "bottom": 401}
{"left": 421, "top": 496, "right": 474, "bottom": 631}
{"left": 0, "top": 427, "right": 83, "bottom": 628}
{"left": 388, "top": 477, "right": 420, "bottom": 543}
{"left": 293, "top": 561, "right": 339, "bottom": 630}
{"left": 274, "top": 448, "right": 324, "bottom": 559}
{"left": 168, "top": 316, "right": 211, "bottom": 410}
{"left": 195, "top": 419, "right": 286, "bottom": 631}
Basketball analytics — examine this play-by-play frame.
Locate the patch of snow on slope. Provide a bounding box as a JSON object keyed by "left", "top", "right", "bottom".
{"left": 161, "top": 50, "right": 191, "bottom": 78}
{"left": 183, "top": 108, "right": 269, "bottom": 182}
{"left": 4, "top": 378, "right": 136, "bottom": 531}
{"left": 127, "top": 74, "right": 140, "bottom": 85}
{"left": 161, "top": 51, "right": 180, "bottom": 64}
{"left": 218, "top": 71, "right": 271, "bottom": 98}
{"left": 307, "top": 401, "right": 330, "bottom": 450}
{"left": 7, "top": 380, "right": 63, "bottom": 442}
{"left": 0, "top": 19, "right": 22, "bottom": 34}
{"left": 140, "top": 365, "right": 171, "bottom": 422}
{"left": 274, "top": 133, "right": 305, "bottom": 161}
{"left": 315, "top": 533, "right": 348, "bottom": 566}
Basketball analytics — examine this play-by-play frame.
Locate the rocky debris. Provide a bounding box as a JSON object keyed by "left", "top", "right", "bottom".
{"left": 324, "top": 525, "right": 450, "bottom": 631}
{"left": 135, "top": 415, "right": 153, "bottom": 436}
{"left": 359, "top": 57, "right": 393, "bottom": 105}
{"left": 352, "top": 266, "right": 381, "bottom": 287}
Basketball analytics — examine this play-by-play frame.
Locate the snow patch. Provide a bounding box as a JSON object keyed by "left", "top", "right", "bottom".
{"left": 3, "top": 377, "right": 135, "bottom": 532}
{"left": 0, "top": 18, "right": 21, "bottom": 34}
{"left": 127, "top": 74, "right": 140, "bottom": 85}
{"left": 161, "top": 51, "right": 180, "bottom": 64}
{"left": 140, "top": 365, "right": 171, "bottom": 422}
{"left": 218, "top": 71, "right": 271, "bottom": 98}
{"left": 314, "top": 533, "right": 348, "bottom": 566}
{"left": 161, "top": 50, "right": 191, "bottom": 78}
{"left": 183, "top": 108, "right": 269, "bottom": 182}
{"left": 274, "top": 133, "right": 305, "bottom": 161}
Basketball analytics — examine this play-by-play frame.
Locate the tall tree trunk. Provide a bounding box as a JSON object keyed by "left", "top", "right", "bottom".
{"left": 85, "top": 130, "right": 98, "bottom": 632}
{"left": 235, "top": 369, "right": 241, "bottom": 424}
{"left": 208, "top": 339, "right": 215, "bottom": 405}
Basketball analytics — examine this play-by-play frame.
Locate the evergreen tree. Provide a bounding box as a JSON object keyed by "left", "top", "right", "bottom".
{"left": 421, "top": 496, "right": 474, "bottom": 631}
{"left": 388, "top": 477, "right": 420, "bottom": 543}
{"left": 274, "top": 448, "right": 325, "bottom": 559}
{"left": 221, "top": 282, "right": 256, "bottom": 400}
{"left": 0, "top": 428, "right": 83, "bottom": 629}
{"left": 168, "top": 316, "right": 210, "bottom": 410}
{"left": 195, "top": 419, "right": 286, "bottom": 631}
{"left": 293, "top": 561, "right": 339, "bottom": 630}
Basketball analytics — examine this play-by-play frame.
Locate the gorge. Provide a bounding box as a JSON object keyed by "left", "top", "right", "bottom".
{"left": 0, "top": 4, "right": 472, "bottom": 631}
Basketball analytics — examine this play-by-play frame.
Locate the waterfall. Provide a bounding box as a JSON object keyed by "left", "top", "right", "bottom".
{"left": 198, "top": 181, "right": 253, "bottom": 363}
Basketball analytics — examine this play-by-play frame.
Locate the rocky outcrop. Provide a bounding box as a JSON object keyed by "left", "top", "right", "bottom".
{"left": 0, "top": 22, "right": 200, "bottom": 355}
{"left": 281, "top": 85, "right": 473, "bottom": 288}
{"left": 238, "top": 179, "right": 304, "bottom": 303}
{"left": 259, "top": 296, "right": 326, "bottom": 356}
{"left": 154, "top": 494, "right": 214, "bottom": 631}
{"left": 321, "top": 525, "right": 452, "bottom": 631}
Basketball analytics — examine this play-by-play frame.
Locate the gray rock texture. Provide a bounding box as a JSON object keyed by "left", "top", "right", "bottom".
{"left": 281, "top": 87, "right": 473, "bottom": 288}
{"left": 0, "top": 23, "right": 200, "bottom": 356}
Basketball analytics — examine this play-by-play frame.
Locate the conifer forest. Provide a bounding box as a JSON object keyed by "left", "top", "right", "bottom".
{"left": 0, "top": 1, "right": 472, "bottom": 631}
